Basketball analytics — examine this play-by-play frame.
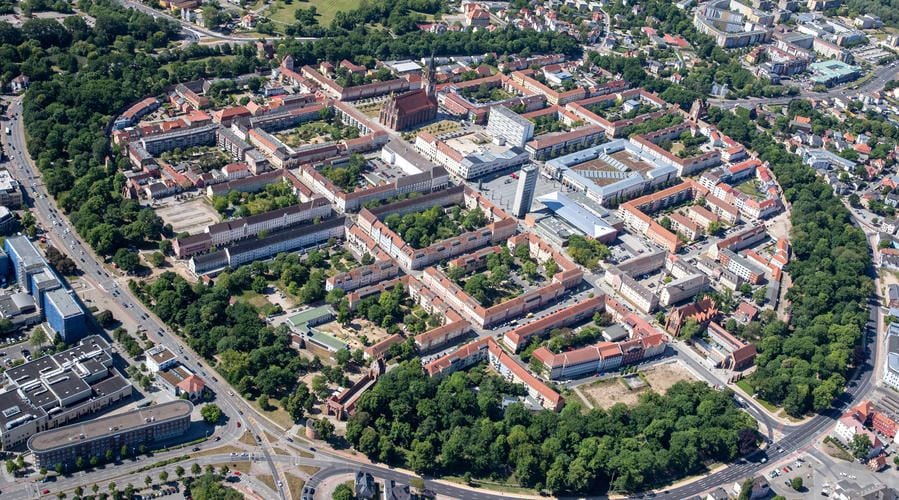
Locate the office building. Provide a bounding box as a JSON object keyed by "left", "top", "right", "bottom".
{"left": 3, "top": 236, "right": 87, "bottom": 341}
{"left": 0, "top": 336, "right": 132, "bottom": 450}
{"left": 44, "top": 289, "right": 87, "bottom": 343}
{"left": 487, "top": 106, "right": 534, "bottom": 148}
{"left": 0, "top": 170, "right": 22, "bottom": 208}
{"left": 512, "top": 165, "right": 538, "bottom": 218}
{"left": 28, "top": 400, "right": 192, "bottom": 469}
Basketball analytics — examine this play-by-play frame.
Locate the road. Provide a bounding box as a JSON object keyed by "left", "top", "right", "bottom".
{"left": 117, "top": 0, "right": 317, "bottom": 44}
{"left": 710, "top": 61, "right": 899, "bottom": 109}
{"left": 1, "top": 98, "right": 298, "bottom": 499}
{"left": 1, "top": 52, "right": 894, "bottom": 497}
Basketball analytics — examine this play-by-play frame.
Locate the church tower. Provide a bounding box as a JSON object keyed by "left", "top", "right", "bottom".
{"left": 423, "top": 51, "right": 436, "bottom": 98}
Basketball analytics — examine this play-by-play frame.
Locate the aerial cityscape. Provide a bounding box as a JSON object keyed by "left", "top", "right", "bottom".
{"left": 1, "top": 0, "right": 899, "bottom": 498}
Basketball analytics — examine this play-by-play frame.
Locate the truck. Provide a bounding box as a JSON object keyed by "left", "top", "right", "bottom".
{"left": 4, "top": 127, "right": 10, "bottom": 135}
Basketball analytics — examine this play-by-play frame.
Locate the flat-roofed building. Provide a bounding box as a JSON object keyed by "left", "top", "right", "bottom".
{"left": 0, "top": 170, "right": 23, "bottom": 208}
{"left": 145, "top": 345, "right": 177, "bottom": 373}
{"left": 28, "top": 400, "right": 192, "bottom": 469}
{"left": 0, "top": 335, "right": 132, "bottom": 450}
{"left": 487, "top": 105, "right": 534, "bottom": 148}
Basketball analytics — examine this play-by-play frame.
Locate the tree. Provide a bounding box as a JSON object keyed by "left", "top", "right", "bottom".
{"left": 105, "top": 448, "right": 114, "bottom": 463}
{"left": 313, "top": 418, "right": 335, "bottom": 441}
{"left": 791, "top": 477, "right": 803, "bottom": 491}
{"left": 850, "top": 434, "right": 872, "bottom": 459}
{"left": 679, "top": 318, "right": 703, "bottom": 341}
{"left": 175, "top": 465, "right": 185, "bottom": 479}
{"left": 95, "top": 310, "right": 115, "bottom": 328}
{"left": 108, "top": 482, "right": 116, "bottom": 493}
{"left": 333, "top": 483, "right": 354, "bottom": 500}
{"left": 737, "top": 478, "right": 754, "bottom": 500}
{"left": 144, "top": 476, "right": 152, "bottom": 487}
{"left": 113, "top": 248, "right": 140, "bottom": 274}
{"left": 148, "top": 252, "right": 165, "bottom": 267}
{"left": 200, "top": 403, "right": 222, "bottom": 424}
{"left": 75, "top": 456, "right": 85, "bottom": 470}
{"left": 159, "top": 470, "right": 168, "bottom": 483}
{"left": 752, "top": 287, "right": 767, "bottom": 306}
{"left": 30, "top": 327, "right": 47, "bottom": 350}
{"left": 55, "top": 463, "right": 64, "bottom": 475}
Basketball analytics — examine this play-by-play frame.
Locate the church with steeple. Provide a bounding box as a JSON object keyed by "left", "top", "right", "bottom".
{"left": 378, "top": 57, "right": 438, "bottom": 131}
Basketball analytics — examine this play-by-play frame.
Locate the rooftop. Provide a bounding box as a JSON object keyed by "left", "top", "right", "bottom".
{"left": 27, "top": 400, "right": 193, "bottom": 452}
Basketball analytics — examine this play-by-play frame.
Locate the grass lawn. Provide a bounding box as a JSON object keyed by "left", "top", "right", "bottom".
{"left": 299, "top": 465, "right": 320, "bottom": 475}
{"left": 735, "top": 379, "right": 780, "bottom": 413}
{"left": 444, "top": 475, "right": 539, "bottom": 495}
{"left": 286, "top": 473, "right": 306, "bottom": 499}
{"left": 161, "top": 56, "right": 235, "bottom": 74}
{"left": 236, "top": 290, "right": 271, "bottom": 309}
{"left": 734, "top": 179, "right": 764, "bottom": 200}
{"left": 249, "top": 398, "right": 295, "bottom": 430}
{"left": 239, "top": 431, "right": 257, "bottom": 446}
{"left": 194, "top": 445, "right": 244, "bottom": 458}
{"left": 265, "top": 0, "right": 362, "bottom": 27}
{"left": 258, "top": 473, "right": 277, "bottom": 492}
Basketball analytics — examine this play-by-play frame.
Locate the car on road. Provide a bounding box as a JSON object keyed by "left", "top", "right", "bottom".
{"left": 192, "top": 447, "right": 200, "bottom": 451}
{"left": 42, "top": 489, "right": 50, "bottom": 495}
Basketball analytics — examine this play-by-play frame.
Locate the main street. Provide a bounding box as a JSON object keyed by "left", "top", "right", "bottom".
{"left": 0, "top": 98, "right": 296, "bottom": 499}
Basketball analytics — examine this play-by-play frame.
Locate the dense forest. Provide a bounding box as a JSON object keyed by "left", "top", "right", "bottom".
{"left": 708, "top": 106, "right": 872, "bottom": 416}
{"left": 347, "top": 361, "right": 758, "bottom": 494}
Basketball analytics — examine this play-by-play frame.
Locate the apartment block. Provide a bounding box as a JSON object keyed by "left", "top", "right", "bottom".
{"left": 425, "top": 337, "right": 563, "bottom": 410}
{"left": 486, "top": 105, "right": 534, "bottom": 148}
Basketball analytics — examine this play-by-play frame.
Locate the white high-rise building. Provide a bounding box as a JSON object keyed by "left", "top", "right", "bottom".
{"left": 512, "top": 165, "right": 538, "bottom": 218}
{"left": 487, "top": 106, "right": 534, "bottom": 148}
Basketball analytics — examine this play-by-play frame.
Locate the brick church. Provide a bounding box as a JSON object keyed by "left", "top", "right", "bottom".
{"left": 379, "top": 59, "right": 438, "bottom": 131}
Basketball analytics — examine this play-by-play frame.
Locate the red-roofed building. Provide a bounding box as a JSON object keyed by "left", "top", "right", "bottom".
{"left": 177, "top": 375, "right": 205, "bottom": 400}
{"left": 379, "top": 62, "right": 438, "bottom": 131}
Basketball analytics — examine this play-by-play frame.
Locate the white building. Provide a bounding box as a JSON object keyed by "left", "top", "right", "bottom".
{"left": 145, "top": 345, "right": 178, "bottom": 373}
{"left": 486, "top": 106, "right": 534, "bottom": 148}
{"left": 512, "top": 165, "right": 538, "bottom": 218}
{"left": 884, "top": 323, "right": 899, "bottom": 391}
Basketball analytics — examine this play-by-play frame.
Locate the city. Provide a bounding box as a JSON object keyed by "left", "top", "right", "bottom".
{"left": 0, "top": 0, "right": 898, "bottom": 498}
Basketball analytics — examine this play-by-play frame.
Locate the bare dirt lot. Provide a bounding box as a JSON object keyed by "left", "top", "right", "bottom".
{"left": 155, "top": 198, "right": 221, "bottom": 235}
{"left": 315, "top": 318, "right": 393, "bottom": 350}
{"left": 578, "top": 361, "right": 699, "bottom": 409}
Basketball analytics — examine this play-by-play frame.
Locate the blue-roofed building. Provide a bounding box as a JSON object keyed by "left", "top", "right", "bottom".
{"left": 5, "top": 236, "right": 46, "bottom": 288}
{"left": 3, "top": 236, "right": 88, "bottom": 341}
{"left": 43, "top": 288, "right": 87, "bottom": 343}
{"left": 0, "top": 248, "right": 9, "bottom": 286}
{"left": 536, "top": 191, "right": 618, "bottom": 242}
